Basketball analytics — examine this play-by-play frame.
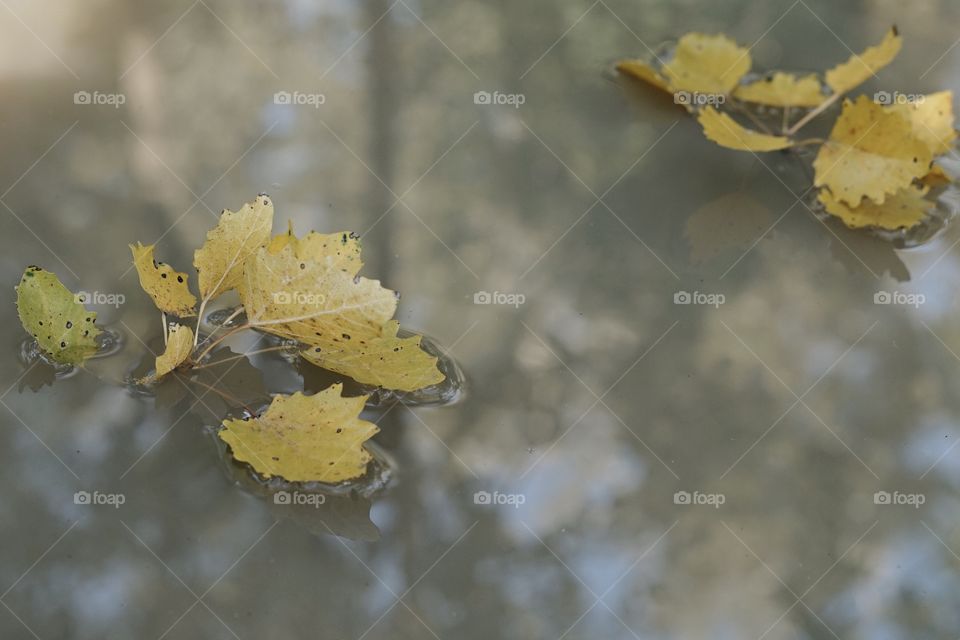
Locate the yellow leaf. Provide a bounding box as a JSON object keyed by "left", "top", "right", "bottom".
{"left": 155, "top": 324, "right": 193, "bottom": 378}
{"left": 267, "top": 222, "right": 363, "bottom": 276}
{"left": 886, "top": 90, "right": 956, "bottom": 156}
{"left": 825, "top": 27, "right": 902, "bottom": 95}
{"left": 194, "top": 194, "right": 274, "bottom": 301}
{"left": 664, "top": 33, "right": 751, "bottom": 95}
{"left": 15, "top": 266, "right": 101, "bottom": 365}
{"left": 301, "top": 320, "right": 444, "bottom": 392}
{"left": 697, "top": 107, "right": 793, "bottom": 151}
{"left": 615, "top": 59, "right": 671, "bottom": 92}
{"left": 218, "top": 384, "right": 378, "bottom": 483}
{"left": 813, "top": 96, "right": 931, "bottom": 205}
{"left": 733, "top": 72, "right": 825, "bottom": 107}
{"left": 129, "top": 243, "right": 197, "bottom": 317}
{"left": 241, "top": 245, "right": 396, "bottom": 345}
{"left": 818, "top": 185, "right": 932, "bottom": 230}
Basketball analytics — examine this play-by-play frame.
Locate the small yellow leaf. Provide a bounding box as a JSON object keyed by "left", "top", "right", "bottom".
{"left": 194, "top": 194, "right": 274, "bottom": 301}
{"left": 218, "top": 385, "right": 378, "bottom": 483}
{"left": 267, "top": 222, "right": 363, "bottom": 276}
{"left": 15, "top": 266, "right": 101, "bottom": 365}
{"left": 129, "top": 243, "right": 197, "bottom": 317}
{"left": 813, "top": 96, "right": 931, "bottom": 205}
{"left": 825, "top": 27, "right": 902, "bottom": 95}
{"left": 818, "top": 185, "right": 932, "bottom": 230}
{"left": 697, "top": 107, "right": 793, "bottom": 151}
{"left": 301, "top": 320, "right": 444, "bottom": 392}
{"left": 733, "top": 72, "right": 825, "bottom": 107}
{"left": 241, "top": 245, "right": 396, "bottom": 344}
{"left": 155, "top": 324, "right": 194, "bottom": 378}
{"left": 664, "top": 33, "right": 751, "bottom": 95}
{"left": 615, "top": 59, "right": 671, "bottom": 92}
{"left": 886, "top": 90, "right": 956, "bottom": 156}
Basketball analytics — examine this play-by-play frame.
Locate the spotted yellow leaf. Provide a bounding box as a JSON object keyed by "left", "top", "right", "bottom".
{"left": 218, "top": 385, "right": 378, "bottom": 483}
{"left": 664, "top": 33, "right": 751, "bottom": 95}
{"left": 16, "top": 266, "right": 101, "bottom": 365}
{"left": 194, "top": 194, "right": 274, "bottom": 301}
{"left": 129, "top": 243, "right": 197, "bottom": 317}
{"left": 818, "top": 185, "right": 932, "bottom": 230}
{"left": 825, "top": 27, "right": 902, "bottom": 95}
{"left": 886, "top": 90, "right": 956, "bottom": 156}
{"left": 813, "top": 96, "right": 931, "bottom": 205}
{"left": 154, "top": 324, "right": 193, "bottom": 379}
{"left": 733, "top": 72, "right": 825, "bottom": 107}
{"left": 241, "top": 244, "right": 396, "bottom": 345}
{"left": 615, "top": 59, "right": 671, "bottom": 92}
{"left": 301, "top": 320, "right": 444, "bottom": 392}
{"left": 267, "top": 222, "right": 363, "bottom": 276}
{"left": 697, "top": 107, "right": 793, "bottom": 151}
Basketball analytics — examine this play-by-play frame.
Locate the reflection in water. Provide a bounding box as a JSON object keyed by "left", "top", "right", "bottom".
{"left": 3, "top": 0, "right": 960, "bottom": 639}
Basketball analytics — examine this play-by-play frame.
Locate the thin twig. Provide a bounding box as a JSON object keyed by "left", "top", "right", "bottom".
{"left": 786, "top": 92, "right": 842, "bottom": 136}
{"left": 194, "top": 323, "right": 252, "bottom": 363}
{"left": 190, "top": 346, "right": 288, "bottom": 370}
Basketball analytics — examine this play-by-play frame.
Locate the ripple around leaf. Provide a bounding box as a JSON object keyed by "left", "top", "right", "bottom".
{"left": 17, "top": 326, "right": 125, "bottom": 391}
{"left": 360, "top": 330, "right": 466, "bottom": 408}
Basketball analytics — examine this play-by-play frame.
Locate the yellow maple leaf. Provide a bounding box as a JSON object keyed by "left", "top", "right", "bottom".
{"left": 16, "top": 266, "right": 101, "bottom": 365}
{"left": 301, "top": 320, "right": 444, "bottom": 392}
{"left": 697, "top": 107, "right": 793, "bottom": 151}
{"left": 154, "top": 324, "right": 194, "bottom": 378}
{"left": 664, "top": 33, "right": 751, "bottom": 95}
{"left": 733, "top": 72, "right": 825, "bottom": 107}
{"left": 615, "top": 59, "right": 671, "bottom": 93}
{"left": 218, "top": 384, "right": 378, "bottom": 483}
{"left": 194, "top": 194, "right": 274, "bottom": 301}
{"left": 818, "top": 185, "right": 932, "bottom": 230}
{"left": 813, "top": 96, "right": 931, "bottom": 205}
{"left": 825, "top": 27, "right": 902, "bottom": 95}
{"left": 267, "top": 222, "right": 363, "bottom": 276}
{"left": 886, "top": 90, "right": 956, "bottom": 156}
{"left": 129, "top": 243, "right": 197, "bottom": 317}
{"left": 241, "top": 244, "right": 396, "bottom": 344}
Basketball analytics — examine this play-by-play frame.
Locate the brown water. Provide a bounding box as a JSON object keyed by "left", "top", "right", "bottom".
{"left": 3, "top": 1, "right": 960, "bottom": 638}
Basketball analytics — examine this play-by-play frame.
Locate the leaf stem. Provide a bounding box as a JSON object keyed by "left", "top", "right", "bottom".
{"left": 161, "top": 312, "right": 168, "bottom": 346}
{"left": 786, "top": 92, "right": 842, "bottom": 136}
{"left": 186, "top": 377, "right": 254, "bottom": 415}
{"left": 190, "top": 345, "right": 288, "bottom": 370}
{"left": 194, "top": 323, "right": 252, "bottom": 363}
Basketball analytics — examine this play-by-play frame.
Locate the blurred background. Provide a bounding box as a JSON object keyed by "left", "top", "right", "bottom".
{"left": 2, "top": 0, "right": 960, "bottom": 638}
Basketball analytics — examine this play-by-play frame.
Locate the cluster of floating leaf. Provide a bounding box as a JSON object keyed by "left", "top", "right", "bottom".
{"left": 617, "top": 28, "right": 958, "bottom": 232}
{"left": 15, "top": 195, "right": 447, "bottom": 485}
